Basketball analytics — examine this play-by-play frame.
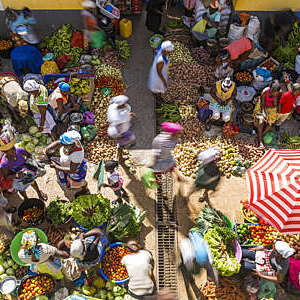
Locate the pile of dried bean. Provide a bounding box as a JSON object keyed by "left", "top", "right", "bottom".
{"left": 190, "top": 47, "right": 213, "bottom": 65}
{"left": 162, "top": 83, "right": 199, "bottom": 104}
{"left": 100, "top": 49, "right": 122, "bottom": 69}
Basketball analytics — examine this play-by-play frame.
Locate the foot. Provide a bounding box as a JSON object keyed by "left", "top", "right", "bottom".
{"left": 5, "top": 207, "right": 16, "bottom": 214}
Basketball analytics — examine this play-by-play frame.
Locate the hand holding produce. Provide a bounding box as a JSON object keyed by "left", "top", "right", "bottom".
{"left": 101, "top": 245, "right": 132, "bottom": 281}
{"left": 19, "top": 275, "right": 55, "bottom": 300}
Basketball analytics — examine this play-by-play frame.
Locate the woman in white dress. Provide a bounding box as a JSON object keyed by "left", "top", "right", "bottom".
{"left": 148, "top": 40, "right": 174, "bottom": 101}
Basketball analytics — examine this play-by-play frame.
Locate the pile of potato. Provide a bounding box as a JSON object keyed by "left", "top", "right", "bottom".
{"left": 277, "top": 234, "right": 300, "bottom": 249}
{"left": 179, "top": 105, "right": 196, "bottom": 120}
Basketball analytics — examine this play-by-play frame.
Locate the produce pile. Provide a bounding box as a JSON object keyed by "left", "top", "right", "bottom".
{"left": 235, "top": 223, "right": 278, "bottom": 246}
{"left": 107, "top": 203, "right": 146, "bottom": 239}
{"left": 163, "top": 42, "right": 215, "bottom": 104}
{"left": 0, "top": 40, "right": 12, "bottom": 50}
{"left": 46, "top": 227, "right": 68, "bottom": 247}
{"left": 174, "top": 136, "right": 265, "bottom": 178}
{"left": 19, "top": 275, "right": 55, "bottom": 300}
{"left": 46, "top": 198, "right": 72, "bottom": 225}
{"left": 0, "top": 251, "right": 19, "bottom": 279}
{"left": 115, "top": 40, "right": 131, "bottom": 60}
{"left": 204, "top": 226, "right": 240, "bottom": 276}
{"left": 156, "top": 103, "right": 180, "bottom": 123}
{"left": 199, "top": 278, "right": 246, "bottom": 300}
{"left": 69, "top": 77, "right": 91, "bottom": 95}
{"left": 277, "top": 234, "right": 300, "bottom": 249}
{"left": 23, "top": 207, "right": 44, "bottom": 224}
{"left": 240, "top": 200, "right": 259, "bottom": 223}
{"left": 16, "top": 126, "right": 52, "bottom": 156}
{"left": 178, "top": 105, "right": 196, "bottom": 120}
{"left": 71, "top": 194, "right": 111, "bottom": 229}
{"left": 272, "top": 22, "right": 300, "bottom": 69}
{"left": 40, "top": 24, "right": 83, "bottom": 67}
{"left": 281, "top": 132, "right": 300, "bottom": 149}
{"left": 234, "top": 71, "right": 253, "bottom": 83}
{"left": 101, "top": 245, "right": 132, "bottom": 282}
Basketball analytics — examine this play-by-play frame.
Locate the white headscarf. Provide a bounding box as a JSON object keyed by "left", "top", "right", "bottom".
{"left": 161, "top": 41, "right": 174, "bottom": 52}
{"left": 70, "top": 239, "right": 85, "bottom": 260}
{"left": 59, "top": 130, "right": 82, "bottom": 145}
{"left": 275, "top": 241, "right": 295, "bottom": 259}
{"left": 109, "top": 95, "right": 129, "bottom": 106}
{"left": 23, "top": 80, "right": 40, "bottom": 92}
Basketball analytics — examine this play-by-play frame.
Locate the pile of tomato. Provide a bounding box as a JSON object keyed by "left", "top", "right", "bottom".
{"left": 236, "top": 223, "right": 278, "bottom": 245}
{"left": 101, "top": 245, "right": 132, "bottom": 281}
{"left": 23, "top": 207, "right": 43, "bottom": 223}
{"left": 19, "top": 275, "right": 54, "bottom": 300}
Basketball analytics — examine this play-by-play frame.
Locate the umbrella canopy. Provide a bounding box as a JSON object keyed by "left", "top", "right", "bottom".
{"left": 246, "top": 149, "right": 300, "bottom": 234}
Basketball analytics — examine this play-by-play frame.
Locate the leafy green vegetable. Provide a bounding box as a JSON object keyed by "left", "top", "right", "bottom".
{"left": 204, "top": 227, "right": 240, "bottom": 276}
{"left": 193, "top": 205, "right": 228, "bottom": 235}
{"left": 107, "top": 203, "right": 146, "bottom": 240}
{"left": 47, "top": 199, "right": 72, "bottom": 225}
{"left": 29, "top": 126, "right": 39, "bottom": 135}
{"left": 72, "top": 194, "right": 111, "bottom": 229}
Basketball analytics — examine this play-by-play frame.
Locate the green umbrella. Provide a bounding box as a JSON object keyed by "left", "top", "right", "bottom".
{"left": 10, "top": 228, "right": 48, "bottom": 266}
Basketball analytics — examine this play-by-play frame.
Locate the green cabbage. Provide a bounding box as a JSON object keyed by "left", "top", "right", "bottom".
{"left": 29, "top": 126, "right": 39, "bottom": 135}
{"left": 0, "top": 274, "right": 7, "bottom": 280}
{"left": 0, "top": 265, "right": 4, "bottom": 275}
{"left": 15, "top": 142, "right": 26, "bottom": 149}
{"left": 35, "top": 132, "right": 43, "bottom": 138}
{"left": 2, "top": 262, "right": 8, "bottom": 269}
{"left": 25, "top": 143, "right": 35, "bottom": 153}
{"left": 21, "top": 134, "right": 31, "bottom": 142}
{"left": 35, "top": 146, "right": 44, "bottom": 155}
{"left": 107, "top": 292, "right": 114, "bottom": 300}
{"left": 72, "top": 194, "right": 111, "bottom": 229}
{"left": 6, "top": 268, "right": 14, "bottom": 276}
{"left": 105, "top": 281, "right": 114, "bottom": 291}
{"left": 32, "top": 137, "right": 39, "bottom": 145}
{"left": 40, "top": 135, "right": 48, "bottom": 145}
{"left": 6, "top": 259, "right": 14, "bottom": 267}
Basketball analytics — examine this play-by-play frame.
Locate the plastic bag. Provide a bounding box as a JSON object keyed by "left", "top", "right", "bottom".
{"left": 90, "top": 30, "right": 106, "bottom": 49}
{"left": 246, "top": 16, "right": 260, "bottom": 43}
{"left": 82, "top": 111, "right": 95, "bottom": 125}
{"left": 257, "top": 279, "right": 276, "bottom": 299}
{"left": 228, "top": 23, "right": 245, "bottom": 41}
{"left": 81, "top": 125, "right": 97, "bottom": 142}
{"left": 192, "top": 19, "right": 207, "bottom": 34}
{"left": 141, "top": 168, "right": 158, "bottom": 189}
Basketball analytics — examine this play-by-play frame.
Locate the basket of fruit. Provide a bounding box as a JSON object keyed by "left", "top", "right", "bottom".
{"left": 234, "top": 71, "right": 254, "bottom": 86}
{"left": 259, "top": 57, "right": 279, "bottom": 73}
{"left": 99, "top": 242, "right": 132, "bottom": 284}
{"left": 18, "top": 198, "right": 45, "bottom": 226}
{"left": 0, "top": 40, "right": 13, "bottom": 58}
{"left": 18, "top": 274, "right": 55, "bottom": 299}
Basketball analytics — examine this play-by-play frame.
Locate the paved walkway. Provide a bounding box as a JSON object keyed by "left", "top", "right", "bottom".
{"left": 122, "top": 10, "right": 156, "bottom": 149}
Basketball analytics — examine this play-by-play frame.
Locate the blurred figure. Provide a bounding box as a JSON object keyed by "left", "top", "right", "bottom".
{"left": 146, "top": 0, "right": 165, "bottom": 35}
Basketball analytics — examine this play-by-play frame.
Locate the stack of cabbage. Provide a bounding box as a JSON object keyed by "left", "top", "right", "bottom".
{"left": 0, "top": 253, "right": 18, "bottom": 280}
{"left": 16, "top": 126, "right": 52, "bottom": 155}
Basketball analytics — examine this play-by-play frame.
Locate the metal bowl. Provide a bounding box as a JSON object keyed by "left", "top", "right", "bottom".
{"left": 70, "top": 113, "right": 83, "bottom": 123}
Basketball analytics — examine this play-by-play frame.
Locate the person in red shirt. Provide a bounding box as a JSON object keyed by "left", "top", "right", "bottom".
{"left": 276, "top": 83, "right": 300, "bottom": 128}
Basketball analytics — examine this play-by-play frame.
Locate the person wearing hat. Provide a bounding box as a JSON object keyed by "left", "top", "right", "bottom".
{"left": 0, "top": 121, "right": 47, "bottom": 201}
{"left": 121, "top": 240, "right": 155, "bottom": 298}
{"left": 48, "top": 81, "right": 78, "bottom": 123}
{"left": 107, "top": 95, "right": 136, "bottom": 157}
{"left": 241, "top": 241, "right": 295, "bottom": 284}
{"left": 22, "top": 79, "right": 58, "bottom": 140}
{"left": 207, "top": 76, "right": 236, "bottom": 128}
{"left": 81, "top": 0, "right": 106, "bottom": 50}
{"left": 44, "top": 130, "right": 88, "bottom": 191}
{"left": 16, "top": 229, "right": 66, "bottom": 279}
{"left": 148, "top": 40, "right": 174, "bottom": 102}
{"left": 253, "top": 80, "right": 281, "bottom": 148}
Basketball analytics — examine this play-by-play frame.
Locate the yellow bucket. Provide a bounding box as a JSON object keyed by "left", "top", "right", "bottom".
{"left": 119, "top": 18, "right": 132, "bottom": 39}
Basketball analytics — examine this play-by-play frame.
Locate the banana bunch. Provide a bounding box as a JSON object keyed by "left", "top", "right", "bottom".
{"left": 156, "top": 103, "right": 180, "bottom": 123}
{"left": 69, "top": 78, "right": 91, "bottom": 95}
{"left": 179, "top": 105, "right": 196, "bottom": 119}
{"left": 115, "top": 40, "right": 130, "bottom": 60}
{"left": 281, "top": 132, "right": 300, "bottom": 149}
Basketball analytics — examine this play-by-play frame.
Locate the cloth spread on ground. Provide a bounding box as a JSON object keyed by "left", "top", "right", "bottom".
{"left": 121, "top": 250, "right": 154, "bottom": 296}
{"left": 225, "top": 37, "right": 252, "bottom": 60}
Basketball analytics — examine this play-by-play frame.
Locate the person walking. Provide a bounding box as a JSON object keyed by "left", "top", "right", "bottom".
{"left": 148, "top": 41, "right": 174, "bottom": 102}
{"left": 146, "top": 0, "right": 165, "bottom": 35}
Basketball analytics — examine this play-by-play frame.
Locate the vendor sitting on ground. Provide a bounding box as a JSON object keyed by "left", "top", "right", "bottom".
{"left": 58, "top": 228, "right": 108, "bottom": 268}
{"left": 121, "top": 240, "right": 156, "bottom": 299}
{"left": 208, "top": 76, "right": 236, "bottom": 128}
{"left": 17, "top": 229, "right": 66, "bottom": 279}
{"left": 48, "top": 82, "right": 79, "bottom": 123}
{"left": 223, "top": 37, "right": 254, "bottom": 70}
{"left": 253, "top": 80, "right": 281, "bottom": 148}
{"left": 215, "top": 50, "right": 234, "bottom": 80}
{"left": 21, "top": 79, "right": 58, "bottom": 140}
{"left": 241, "top": 241, "right": 295, "bottom": 284}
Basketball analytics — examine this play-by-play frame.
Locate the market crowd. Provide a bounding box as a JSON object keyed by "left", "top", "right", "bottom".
{"left": 0, "top": 0, "right": 299, "bottom": 299}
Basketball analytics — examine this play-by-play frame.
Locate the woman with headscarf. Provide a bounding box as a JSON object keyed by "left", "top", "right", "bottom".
{"left": 21, "top": 79, "right": 58, "bottom": 139}
{"left": 241, "top": 241, "right": 295, "bottom": 284}
{"left": 151, "top": 122, "right": 184, "bottom": 181}
{"left": 0, "top": 121, "right": 47, "bottom": 201}
{"left": 107, "top": 95, "right": 136, "bottom": 156}
{"left": 121, "top": 240, "right": 155, "bottom": 298}
{"left": 253, "top": 80, "right": 281, "bottom": 148}
{"left": 148, "top": 40, "right": 174, "bottom": 102}
{"left": 44, "top": 130, "right": 88, "bottom": 191}
{"left": 16, "top": 229, "right": 66, "bottom": 279}
{"left": 146, "top": 0, "right": 165, "bottom": 35}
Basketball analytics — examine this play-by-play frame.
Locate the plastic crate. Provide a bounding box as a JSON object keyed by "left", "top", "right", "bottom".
{"left": 234, "top": 222, "right": 260, "bottom": 248}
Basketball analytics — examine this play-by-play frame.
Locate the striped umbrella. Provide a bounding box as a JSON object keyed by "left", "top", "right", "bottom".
{"left": 246, "top": 149, "right": 300, "bottom": 234}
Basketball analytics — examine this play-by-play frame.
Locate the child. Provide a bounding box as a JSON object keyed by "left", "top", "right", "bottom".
{"left": 103, "top": 160, "right": 128, "bottom": 204}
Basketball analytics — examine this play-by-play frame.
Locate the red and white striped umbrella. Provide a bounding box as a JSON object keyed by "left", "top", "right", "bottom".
{"left": 246, "top": 149, "right": 300, "bottom": 234}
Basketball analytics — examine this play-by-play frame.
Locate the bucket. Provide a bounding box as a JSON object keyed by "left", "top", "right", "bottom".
{"left": 0, "top": 276, "right": 20, "bottom": 296}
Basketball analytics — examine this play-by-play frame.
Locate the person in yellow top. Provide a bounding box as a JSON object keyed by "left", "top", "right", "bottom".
{"left": 209, "top": 77, "right": 237, "bottom": 125}
{"left": 21, "top": 80, "right": 58, "bottom": 140}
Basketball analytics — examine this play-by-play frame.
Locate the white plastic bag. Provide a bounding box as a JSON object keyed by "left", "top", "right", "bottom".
{"left": 228, "top": 23, "right": 245, "bottom": 41}
{"left": 246, "top": 16, "right": 260, "bottom": 43}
